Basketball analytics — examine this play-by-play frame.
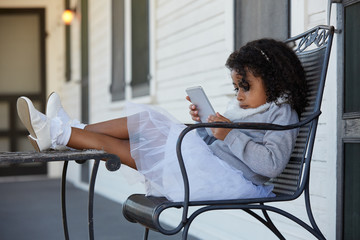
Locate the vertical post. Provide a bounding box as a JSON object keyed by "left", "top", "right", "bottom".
{"left": 61, "top": 161, "right": 70, "bottom": 240}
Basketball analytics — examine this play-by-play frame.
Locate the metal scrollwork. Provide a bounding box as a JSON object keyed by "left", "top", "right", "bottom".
{"left": 295, "top": 27, "right": 330, "bottom": 53}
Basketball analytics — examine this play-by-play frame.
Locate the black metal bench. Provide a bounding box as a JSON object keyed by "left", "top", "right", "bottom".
{"left": 122, "top": 25, "right": 335, "bottom": 240}
{"left": 0, "top": 149, "right": 120, "bottom": 240}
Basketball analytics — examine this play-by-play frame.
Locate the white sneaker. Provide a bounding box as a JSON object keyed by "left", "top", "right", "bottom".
{"left": 46, "top": 92, "right": 85, "bottom": 129}
{"left": 46, "top": 92, "right": 71, "bottom": 150}
{"left": 46, "top": 92, "right": 71, "bottom": 124}
{"left": 17, "top": 97, "right": 51, "bottom": 152}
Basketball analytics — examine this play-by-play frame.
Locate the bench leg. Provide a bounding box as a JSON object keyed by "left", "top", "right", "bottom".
{"left": 143, "top": 228, "right": 149, "bottom": 240}
{"left": 61, "top": 161, "right": 70, "bottom": 240}
{"left": 88, "top": 159, "right": 100, "bottom": 240}
{"left": 61, "top": 159, "right": 101, "bottom": 240}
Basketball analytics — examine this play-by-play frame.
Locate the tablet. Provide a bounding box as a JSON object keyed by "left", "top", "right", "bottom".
{"left": 186, "top": 86, "right": 215, "bottom": 123}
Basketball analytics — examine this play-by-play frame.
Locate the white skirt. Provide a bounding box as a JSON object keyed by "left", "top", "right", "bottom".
{"left": 125, "top": 102, "right": 274, "bottom": 202}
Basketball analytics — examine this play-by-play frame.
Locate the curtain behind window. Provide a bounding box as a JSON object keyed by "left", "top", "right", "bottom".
{"left": 111, "top": 0, "right": 126, "bottom": 101}
{"left": 234, "top": 0, "right": 289, "bottom": 49}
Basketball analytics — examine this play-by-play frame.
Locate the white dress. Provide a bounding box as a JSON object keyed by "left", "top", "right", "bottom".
{"left": 125, "top": 102, "right": 274, "bottom": 202}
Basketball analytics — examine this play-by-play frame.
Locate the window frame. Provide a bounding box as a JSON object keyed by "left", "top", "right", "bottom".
{"left": 111, "top": 0, "right": 152, "bottom": 103}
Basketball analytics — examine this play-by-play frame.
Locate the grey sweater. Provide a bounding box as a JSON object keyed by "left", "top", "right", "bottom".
{"left": 197, "top": 102, "right": 299, "bottom": 185}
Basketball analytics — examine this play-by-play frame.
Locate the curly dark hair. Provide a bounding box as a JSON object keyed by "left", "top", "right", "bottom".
{"left": 225, "top": 38, "right": 308, "bottom": 116}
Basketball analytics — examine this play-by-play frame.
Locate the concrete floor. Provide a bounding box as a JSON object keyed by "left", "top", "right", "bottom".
{"left": 0, "top": 177, "right": 199, "bottom": 240}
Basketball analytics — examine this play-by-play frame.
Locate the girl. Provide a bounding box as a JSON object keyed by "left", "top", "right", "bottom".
{"left": 17, "top": 39, "right": 307, "bottom": 202}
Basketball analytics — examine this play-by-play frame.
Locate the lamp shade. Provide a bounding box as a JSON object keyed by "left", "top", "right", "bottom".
{"left": 62, "top": 9, "right": 75, "bottom": 25}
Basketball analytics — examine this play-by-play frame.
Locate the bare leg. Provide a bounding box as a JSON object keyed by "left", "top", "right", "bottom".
{"left": 67, "top": 127, "right": 137, "bottom": 169}
{"left": 84, "top": 117, "right": 129, "bottom": 139}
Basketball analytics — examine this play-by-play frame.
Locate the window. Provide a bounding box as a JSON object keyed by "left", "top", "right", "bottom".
{"left": 111, "top": 0, "right": 150, "bottom": 101}
{"left": 343, "top": 142, "right": 360, "bottom": 239}
{"left": 234, "top": 0, "right": 289, "bottom": 49}
{"left": 111, "top": 0, "right": 125, "bottom": 101}
{"left": 131, "top": 0, "right": 150, "bottom": 97}
{"left": 344, "top": 2, "right": 360, "bottom": 113}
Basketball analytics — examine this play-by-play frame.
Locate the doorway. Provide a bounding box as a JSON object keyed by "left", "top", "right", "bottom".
{"left": 0, "top": 8, "right": 47, "bottom": 176}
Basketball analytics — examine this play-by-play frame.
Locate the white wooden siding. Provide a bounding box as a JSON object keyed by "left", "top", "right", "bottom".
{"left": 69, "top": 0, "right": 338, "bottom": 239}
{"left": 0, "top": 0, "right": 335, "bottom": 239}
{"left": 155, "top": 0, "right": 234, "bottom": 122}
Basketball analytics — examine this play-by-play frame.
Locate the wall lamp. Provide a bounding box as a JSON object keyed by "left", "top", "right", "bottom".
{"left": 62, "top": 8, "right": 76, "bottom": 25}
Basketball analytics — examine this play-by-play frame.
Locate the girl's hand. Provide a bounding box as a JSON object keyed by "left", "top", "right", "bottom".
{"left": 207, "top": 113, "right": 232, "bottom": 140}
{"left": 186, "top": 96, "right": 200, "bottom": 122}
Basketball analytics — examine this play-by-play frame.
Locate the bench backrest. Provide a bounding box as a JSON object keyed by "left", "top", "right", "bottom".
{"left": 268, "top": 26, "right": 335, "bottom": 196}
